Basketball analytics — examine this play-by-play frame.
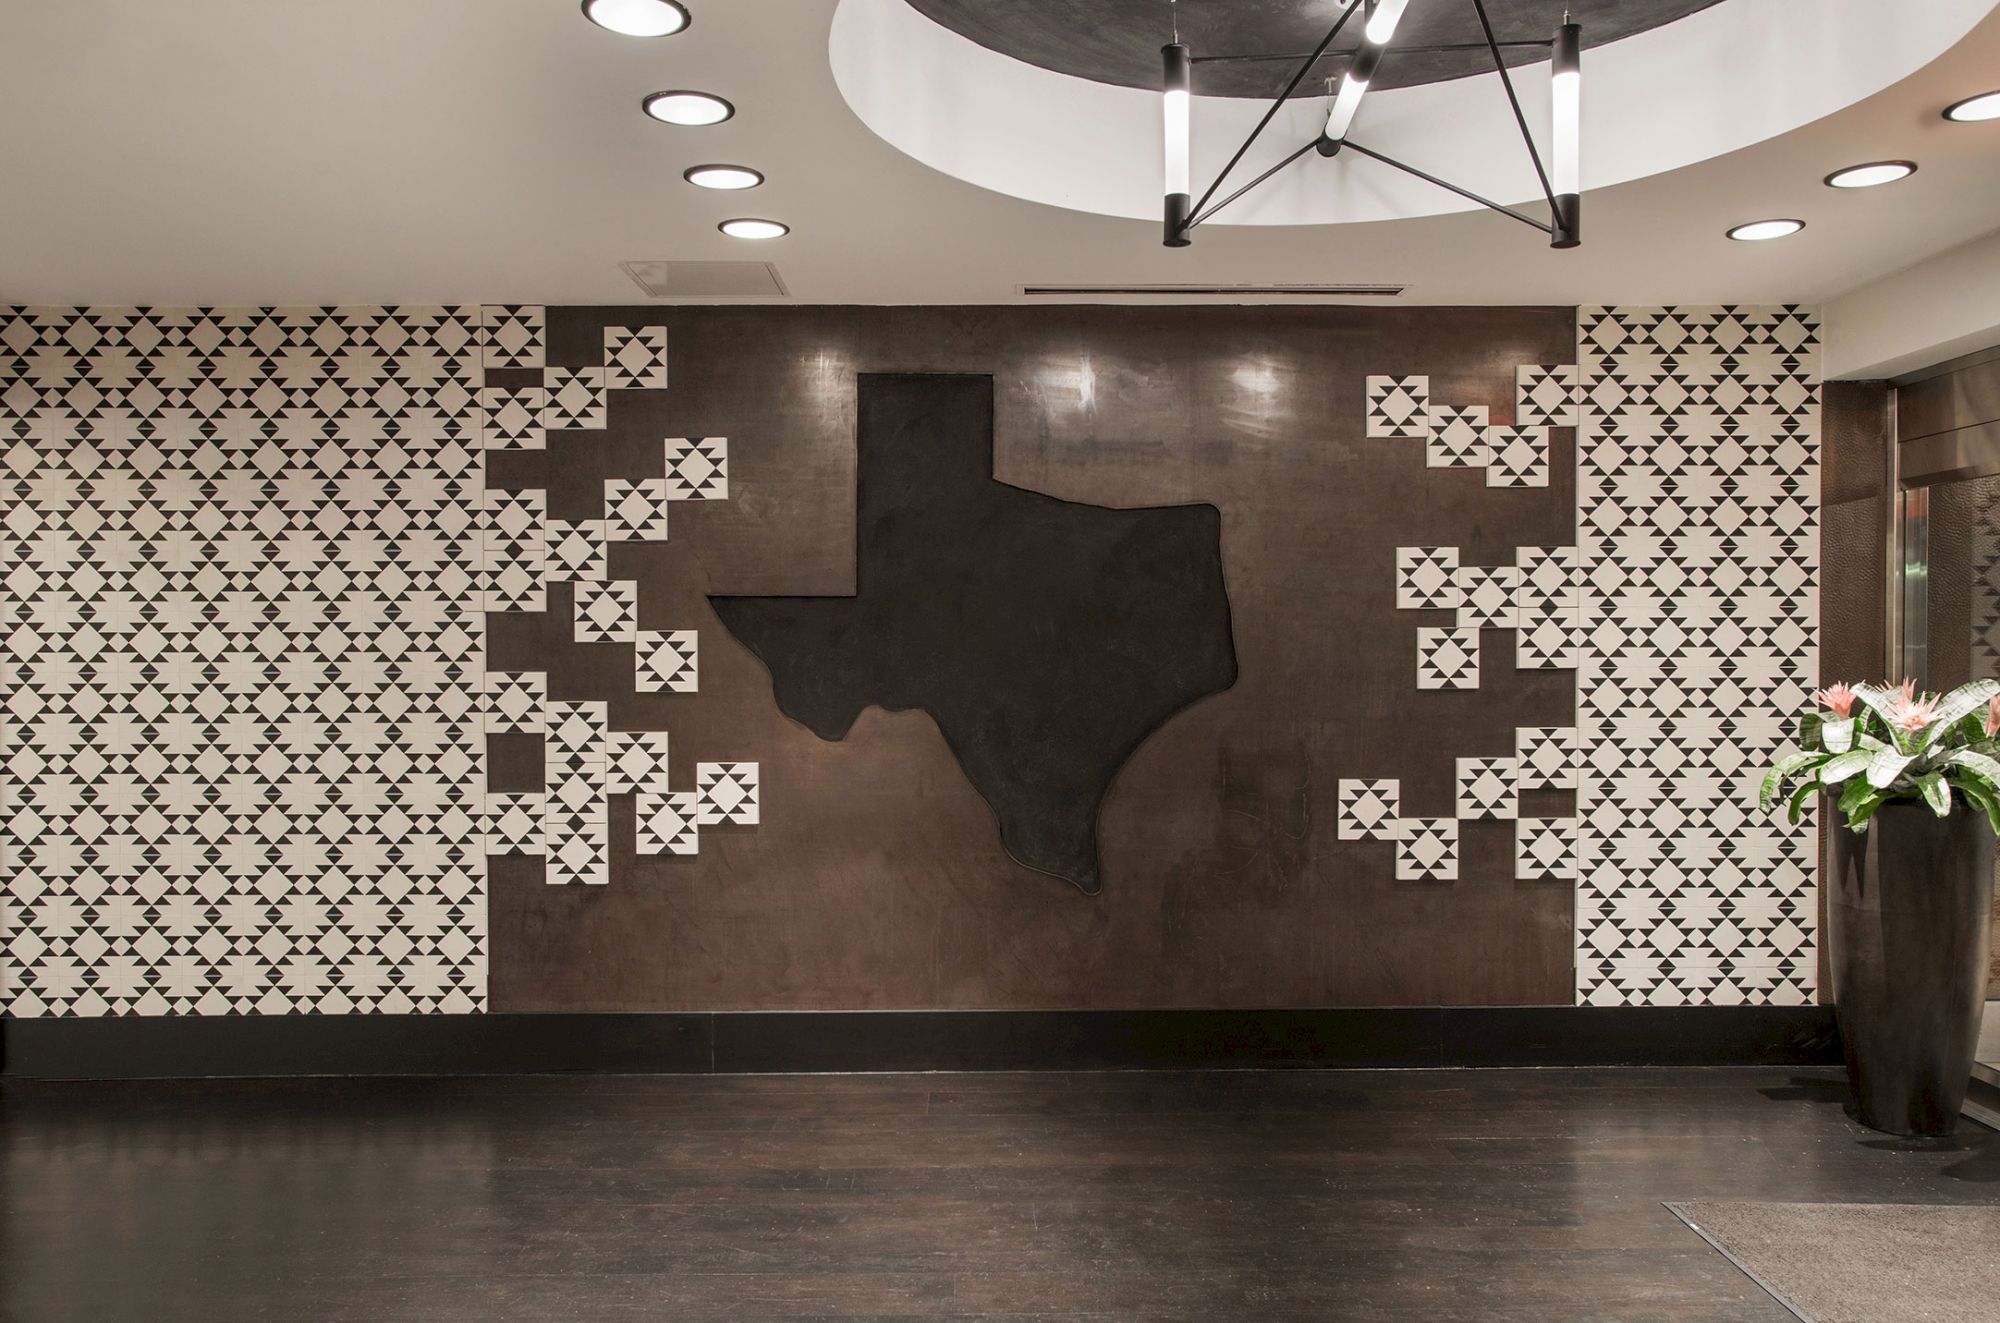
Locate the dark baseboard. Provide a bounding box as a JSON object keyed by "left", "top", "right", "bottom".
{"left": 0, "top": 1005, "right": 1840, "bottom": 1080}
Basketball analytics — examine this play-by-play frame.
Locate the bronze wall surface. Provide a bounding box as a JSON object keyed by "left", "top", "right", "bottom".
{"left": 488, "top": 305, "right": 1578, "bottom": 1012}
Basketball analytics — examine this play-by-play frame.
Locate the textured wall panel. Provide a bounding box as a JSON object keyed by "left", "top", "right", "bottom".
{"left": 1, "top": 306, "right": 487, "bottom": 1015}
{"left": 1575, "top": 307, "right": 1820, "bottom": 1006}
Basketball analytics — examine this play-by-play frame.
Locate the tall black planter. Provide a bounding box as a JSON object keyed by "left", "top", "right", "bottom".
{"left": 1828, "top": 801, "right": 1995, "bottom": 1136}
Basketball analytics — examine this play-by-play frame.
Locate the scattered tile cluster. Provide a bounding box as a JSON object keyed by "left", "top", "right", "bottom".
{"left": 1365, "top": 364, "right": 1576, "bottom": 487}
{"left": 475, "top": 310, "right": 756, "bottom": 884}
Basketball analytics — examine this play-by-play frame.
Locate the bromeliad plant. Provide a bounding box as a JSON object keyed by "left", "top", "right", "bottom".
{"left": 1760, "top": 679, "right": 2000, "bottom": 832}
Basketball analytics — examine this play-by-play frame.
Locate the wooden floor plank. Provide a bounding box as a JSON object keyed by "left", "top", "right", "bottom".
{"left": 3, "top": 1066, "right": 1995, "bottom": 1322}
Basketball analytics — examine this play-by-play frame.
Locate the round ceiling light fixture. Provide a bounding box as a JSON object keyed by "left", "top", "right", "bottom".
{"left": 642, "top": 90, "right": 734, "bottom": 126}
{"left": 1943, "top": 90, "right": 2000, "bottom": 122}
{"left": 582, "top": 0, "right": 689, "bottom": 38}
{"left": 1823, "top": 160, "right": 1916, "bottom": 189}
{"left": 719, "top": 218, "right": 789, "bottom": 240}
{"left": 685, "top": 164, "right": 764, "bottom": 190}
{"left": 1726, "top": 218, "right": 1806, "bottom": 242}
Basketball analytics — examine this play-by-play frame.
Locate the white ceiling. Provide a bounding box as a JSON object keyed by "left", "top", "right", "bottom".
{"left": 2, "top": 0, "right": 1999, "bottom": 308}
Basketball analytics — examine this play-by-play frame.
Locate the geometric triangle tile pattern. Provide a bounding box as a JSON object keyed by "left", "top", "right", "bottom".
{"left": 604, "top": 325, "right": 668, "bottom": 391}
{"left": 0, "top": 301, "right": 1808, "bottom": 1014}
{"left": 1575, "top": 306, "right": 1819, "bottom": 1008}
{"left": 1516, "top": 364, "right": 1579, "bottom": 427}
{"left": 1357, "top": 334, "right": 1830, "bottom": 963}
{"left": 1484, "top": 426, "right": 1549, "bottom": 488}
{"left": 1425, "top": 404, "right": 1491, "bottom": 469}
{"left": 1366, "top": 375, "right": 1429, "bottom": 439}
{"left": 664, "top": 436, "right": 728, "bottom": 500}
{"left": 0, "top": 305, "right": 488, "bottom": 1015}
{"left": 0, "top": 304, "right": 769, "bottom": 1011}
{"left": 1395, "top": 547, "right": 1460, "bottom": 611}
{"left": 695, "top": 762, "right": 759, "bottom": 826}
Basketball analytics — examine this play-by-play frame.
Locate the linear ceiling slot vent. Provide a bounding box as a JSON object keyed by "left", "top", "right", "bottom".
{"left": 1020, "top": 283, "right": 1406, "bottom": 297}
{"left": 622, "top": 260, "right": 790, "bottom": 298}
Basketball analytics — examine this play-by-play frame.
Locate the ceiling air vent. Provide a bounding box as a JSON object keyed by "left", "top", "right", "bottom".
{"left": 1021, "top": 282, "right": 1406, "bottom": 297}
{"left": 621, "top": 260, "right": 790, "bottom": 298}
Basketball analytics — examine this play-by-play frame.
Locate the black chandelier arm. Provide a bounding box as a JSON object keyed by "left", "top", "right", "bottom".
{"left": 1469, "top": 0, "right": 1556, "bottom": 214}
{"left": 1179, "top": 0, "right": 1362, "bottom": 235}
{"left": 1339, "top": 140, "right": 1555, "bottom": 235}
{"left": 1183, "top": 139, "right": 1321, "bottom": 230}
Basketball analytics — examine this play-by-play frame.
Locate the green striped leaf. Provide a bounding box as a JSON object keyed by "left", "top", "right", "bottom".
{"left": 1919, "top": 680, "right": 2000, "bottom": 748}
{"left": 1816, "top": 749, "right": 1873, "bottom": 786}
{"left": 1865, "top": 746, "right": 1916, "bottom": 789}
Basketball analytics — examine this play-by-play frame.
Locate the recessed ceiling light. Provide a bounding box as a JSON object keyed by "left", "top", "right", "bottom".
{"left": 582, "top": 0, "right": 688, "bottom": 37}
{"left": 1824, "top": 161, "right": 1916, "bottom": 189}
{"left": 1943, "top": 90, "right": 2000, "bottom": 122}
{"left": 642, "top": 90, "right": 733, "bottom": 126}
{"left": 1726, "top": 218, "right": 1805, "bottom": 242}
{"left": 719, "top": 218, "right": 788, "bottom": 240}
{"left": 685, "top": 164, "right": 764, "bottom": 191}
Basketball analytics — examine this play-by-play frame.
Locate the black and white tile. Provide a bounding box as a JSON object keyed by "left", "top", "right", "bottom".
{"left": 1417, "top": 627, "right": 1480, "bottom": 690}
{"left": 542, "top": 367, "right": 606, "bottom": 430}
{"left": 481, "top": 489, "right": 546, "bottom": 613}
{"left": 1515, "top": 726, "right": 1577, "bottom": 790}
{"left": 483, "top": 671, "right": 546, "bottom": 734}
{"left": 1484, "top": 426, "right": 1549, "bottom": 487}
{"left": 1454, "top": 565, "right": 1520, "bottom": 630}
{"left": 1395, "top": 547, "right": 1460, "bottom": 610}
{"left": 482, "top": 304, "right": 545, "bottom": 369}
{"left": 1515, "top": 545, "right": 1580, "bottom": 670}
{"left": 636, "top": 629, "right": 699, "bottom": 693}
{"left": 1394, "top": 819, "right": 1458, "bottom": 881}
{"left": 1516, "top": 817, "right": 1574, "bottom": 880}
{"left": 1455, "top": 757, "right": 1518, "bottom": 820}
{"left": 637, "top": 790, "right": 701, "bottom": 856}
{"left": 484, "top": 794, "right": 544, "bottom": 856}
{"left": 1426, "top": 404, "right": 1490, "bottom": 469}
{"left": 1336, "top": 780, "right": 1401, "bottom": 840}
{"left": 546, "top": 518, "right": 606, "bottom": 584}
{"left": 1516, "top": 364, "right": 1578, "bottom": 427}
{"left": 1575, "top": 306, "right": 1819, "bottom": 1007}
{"left": 607, "top": 732, "right": 672, "bottom": 796}
{"left": 604, "top": 325, "right": 669, "bottom": 390}
{"left": 696, "top": 762, "right": 760, "bottom": 826}
{"left": 1, "top": 305, "right": 487, "bottom": 1015}
{"left": 1366, "top": 375, "right": 1429, "bottom": 439}
{"left": 480, "top": 384, "right": 545, "bottom": 450}
{"left": 664, "top": 437, "right": 728, "bottom": 500}
{"left": 573, "top": 578, "right": 637, "bottom": 644}
{"left": 604, "top": 477, "right": 671, "bottom": 542}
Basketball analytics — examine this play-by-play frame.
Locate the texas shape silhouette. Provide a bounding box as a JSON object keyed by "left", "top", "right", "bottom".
{"left": 710, "top": 373, "right": 1237, "bottom": 893}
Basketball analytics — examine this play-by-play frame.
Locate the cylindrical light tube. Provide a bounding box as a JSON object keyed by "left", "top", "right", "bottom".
{"left": 1363, "top": 0, "right": 1411, "bottom": 46}
{"left": 1163, "top": 41, "right": 1191, "bottom": 247}
{"left": 1318, "top": 16, "right": 1389, "bottom": 155}
{"left": 1550, "top": 21, "right": 1581, "bottom": 248}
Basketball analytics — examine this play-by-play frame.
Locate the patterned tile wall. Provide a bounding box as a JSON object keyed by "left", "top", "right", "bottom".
{"left": 476, "top": 314, "right": 759, "bottom": 884}
{"left": 1, "top": 307, "right": 487, "bottom": 1015}
{"left": 1351, "top": 369, "right": 1582, "bottom": 883}
{"left": 2, "top": 304, "right": 765, "bottom": 1014}
{"left": 1, "top": 303, "right": 1819, "bottom": 1015}
{"left": 1574, "top": 307, "right": 1819, "bottom": 1006}
{"left": 1355, "top": 310, "right": 1820, "bottom": 1006}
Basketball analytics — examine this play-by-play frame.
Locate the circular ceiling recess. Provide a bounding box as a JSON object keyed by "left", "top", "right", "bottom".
{"left": 900, "top": 0, "right": 1725, "bottom": 98}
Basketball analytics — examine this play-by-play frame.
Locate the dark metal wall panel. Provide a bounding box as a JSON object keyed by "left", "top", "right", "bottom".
{"left": 490, "top": 305, "right": 1577, "bottom": 1013}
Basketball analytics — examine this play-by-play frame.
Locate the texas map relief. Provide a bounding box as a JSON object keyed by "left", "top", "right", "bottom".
{"left": 710, "top": 373, "right": 1238, "bottom": 893}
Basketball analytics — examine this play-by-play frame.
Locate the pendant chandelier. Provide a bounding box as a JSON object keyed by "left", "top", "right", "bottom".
{"left": 1161, "top": 0, "right": 1581, "bottom": 249}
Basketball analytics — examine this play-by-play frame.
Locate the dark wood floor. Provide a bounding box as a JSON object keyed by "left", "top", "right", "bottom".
{"left": 4, "top": 1067, "right": 1998, "bottom": 1322}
